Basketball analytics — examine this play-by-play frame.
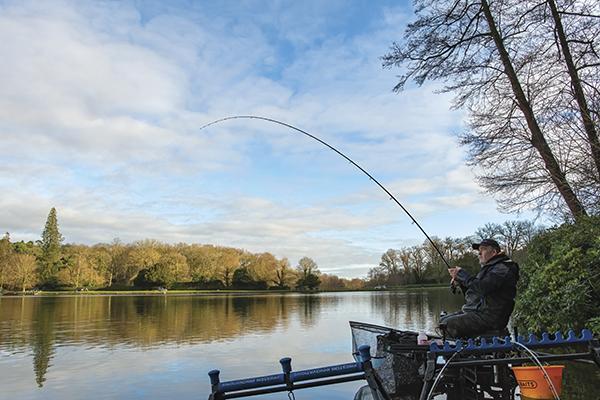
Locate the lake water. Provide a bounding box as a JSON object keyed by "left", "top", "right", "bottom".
{"left": 0, "top": 290, "right": 597, "bottom": 399}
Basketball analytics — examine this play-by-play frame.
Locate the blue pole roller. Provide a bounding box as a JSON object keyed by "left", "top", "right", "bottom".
{"left": 208, "top": 345, "right": 371, "bottom": 393}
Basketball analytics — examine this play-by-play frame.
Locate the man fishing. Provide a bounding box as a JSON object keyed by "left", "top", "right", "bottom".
{"left": 439, "top": 239, "right": 520, "bottom": 338}
{"left": 200, "top": 116, "right": 520, "bottom": 340}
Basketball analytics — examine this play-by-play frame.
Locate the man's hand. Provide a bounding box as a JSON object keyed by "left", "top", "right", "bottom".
{"left": 448, "top": 266, "right": 461, "bottom": 283}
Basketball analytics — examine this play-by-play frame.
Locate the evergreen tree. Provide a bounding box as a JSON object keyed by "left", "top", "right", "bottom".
{"left": 39, "top": 207, "right": 64, "bottom": 287}
{"left": 0, "top": 232, "right": 13, "bottom": 291}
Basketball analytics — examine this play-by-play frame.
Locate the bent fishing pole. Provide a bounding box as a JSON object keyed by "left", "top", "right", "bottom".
{"left": 198, "top": 115, "right": 452, "bottom": 271}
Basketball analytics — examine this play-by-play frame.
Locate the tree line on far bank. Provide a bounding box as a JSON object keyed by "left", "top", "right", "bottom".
{"left": 366, "top": 220, "right": 542, "bottom": 287}
{"left": 0, "top": 208, "right": 539, "bottom": 293}
{"left": 0, "top": 208, "right": 355, "bottom": 292}
{"left": 2, "top": 208, "right": 598, "bottom": 333}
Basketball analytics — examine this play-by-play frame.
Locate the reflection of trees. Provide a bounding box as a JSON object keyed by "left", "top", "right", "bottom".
{"left": 0, "top": 292, "right": 463, "bottom": 360}
{"left": 1, "top": 292, "right": 597, "bottom": 398}
{"left": 298, "top": 294, "right": 323, "bottom": 328}
{"left": 0, "top": 297, "right": 57, "bottom": 387}
{"left": 0, "top": 295, "right": 324, "bottom": 387}
{"left": 0, "top": 294, "right": 325, "bottom": 352}
{"left": 31, "top": 297, "right": 56, "bottom": 387}
{"left": 370, "top": 289, "right": 463, "bottom": 330}
{"left": 370, "top": 292, "right": 427, "bottom": 328}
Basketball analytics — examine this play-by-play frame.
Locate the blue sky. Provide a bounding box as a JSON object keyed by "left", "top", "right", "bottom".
{"left": 0, "top": 0, "right": 534, "bottom": 277}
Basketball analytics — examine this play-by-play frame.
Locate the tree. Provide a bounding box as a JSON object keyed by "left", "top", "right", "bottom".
{"left": 215, "top": 248, "right": 239, "bottom": 288}
{"left": 295, "top": 257, "right": 321, "bottom": 290}
{"left": 39, "top": 207, "right": 64, "bottom": 286}
{"left": 453, "top": 251, "right": 480, "bottom": 277}
{"left": 383, "top": 0, "right": 600, "bottom": 218}
{"left": 407, "top": 245, "right": 429, "bottom": 284}
{"left": 119, "top": 242, "right": 161, "bottom": 285}
{"left": 58, "top": 246, "right": 104, "bottom": 288}
{"left": 498, "top": 220, "right": 539, "bottom": 256}
{"left": 273, "top": 258, "right": 296, "bottom": 289}
{"left": 346, "top": 278, "right": 365, "bottom": 290}
{"left": 475, "top": 220, "right": 542, "bottom": 256}
{"left": 298, "top": 273, "right": 321, "bottom": 291}
{"left": 232, "top": 267, "right": 267, "bottom": 289}
{"left": 105, "top": 239, "right": 128, "bottom": 287}
{"left": 89, "top": 244, "right": 112, "bottom": 287}
{"left": 367, "top": 266, "right": 388, "bottom": 288}
{"left": 423, "top": 237, "right": 458, "bottom": 282}
{"left": 513, "top": 215, "right": 600, "bottom": 332}
{"left": 378, "top": 249, "right": 405, "bottom": 285}
{"left": 232, "top": 267, "right": 252, "bottom": 287}
{"left": 183, "top": 244, "right": 219, "bottom": 284}
{"left": 6, "top": 253, "right": 38, "bottom": 292}
{"left": 319, "top": 274, "right": 346, "bottom": 290}
{"left": 140, "top": 251, "right": 189, "bottom": 288}
{"left": 545, "top": 0, "right": 600, "bottom": 181}
{"left": 249, "top": 252, "right": 278, "bottom": 285}
{"left": 0, "top": 232, "right": 13, "bottom": 291}
{"left": 13, "top": 240, "right": 39, "bottom": 256}
{"left": 296, "top": 256, "right": 318, "bottom": 276}
{"left": 475, "top": 223, "right": 503, "bottom": 243}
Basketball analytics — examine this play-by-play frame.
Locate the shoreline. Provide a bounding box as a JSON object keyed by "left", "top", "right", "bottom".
{"left": 0, "top": 284, "right": 449, "bottom": 297}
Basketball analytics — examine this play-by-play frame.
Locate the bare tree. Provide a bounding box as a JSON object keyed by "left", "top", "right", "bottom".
{"left": 295, "top": 257, "right": 321, "bottom": 290}
{"left": 378, "top": 249, "right": 405, "bottom": 285}
{"left": 475, "top": 220, "right": 541, "bottom": 255}
{"left": 295, "top": 256, "right": 320, "bottom": 278}
{"left": 498, "top": 220, "right": 539, "bottom": 256}
{"left": 367, "top": 266, "right": 388, "bottom": 287}
{"left": 546, "top": 0, "right": 600, "bottom": 178}
{"left": 409, "top": 245, "right": 429, "bottom": 284}
{"left": 475, "top": 223, "right": 503, "bottom": 242}
{"left": 383, "top": 0, "right": 600, "bottom": 218}
{"left": 274, "top": 258, "right": 296, "bottom": 288}
{"left": 6, "top": 254, "right": 38, "bottom": 292}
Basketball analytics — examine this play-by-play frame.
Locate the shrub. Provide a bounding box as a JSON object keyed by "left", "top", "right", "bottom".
{"left": 513, "top": 216, "right": 600, "bottom": 333}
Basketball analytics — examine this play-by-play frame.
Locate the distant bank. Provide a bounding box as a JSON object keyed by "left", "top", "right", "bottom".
{"left": 0, "top": 284, "right": 448, "bottom": 296}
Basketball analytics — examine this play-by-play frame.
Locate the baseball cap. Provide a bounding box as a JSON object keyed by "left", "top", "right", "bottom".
{"left": 472, "top": 238, "right": 501, "bottom": 252}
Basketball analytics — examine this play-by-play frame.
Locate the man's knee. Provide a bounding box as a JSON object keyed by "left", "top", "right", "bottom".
{"left": 438, "top": 312, "right": 462, "bottom": 337}
{"left": 445, "top": 318, "right": 464, "bottom": 338}
{"left": 439, "top": 311, "right": 462, "bottom": 325}
{"left": 443, "top": 313, "right": 488, "bottom": 338}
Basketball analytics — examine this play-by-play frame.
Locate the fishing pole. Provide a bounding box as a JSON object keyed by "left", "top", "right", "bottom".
{"left": 198, "top": 115, "right": 452, "bottom": 270}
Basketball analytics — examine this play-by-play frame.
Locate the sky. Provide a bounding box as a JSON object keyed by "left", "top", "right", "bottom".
{"left": 0, "top": 0, "right": 534, "bottom": 278}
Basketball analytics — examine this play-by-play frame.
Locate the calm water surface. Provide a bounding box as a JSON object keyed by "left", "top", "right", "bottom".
{"left": 0, "top": 290, "right": 597, "bottom": 399}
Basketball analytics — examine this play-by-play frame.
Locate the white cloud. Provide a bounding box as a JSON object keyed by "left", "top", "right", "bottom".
{"left": 0, "top": 0, "right": 518, "bottom": 278}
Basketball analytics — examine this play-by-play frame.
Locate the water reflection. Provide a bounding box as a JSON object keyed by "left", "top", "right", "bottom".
{"left": 0, "top": 291, "right": 597, "bottom": 399}
{"left": 32, "top": 298, "right": 56, "bottom": 387}
{"left": 298, "top": 294, "right": 323, "bottom": 328}
{"left": 0, "top": 294, "right": 329, "bottom": 387}
{"left": 2, "top": 295, "right": 321, "bottom": 349}
{"left": 0, "top": 291, "right": 460, "bottom": 388}
{"left": 370, "top": 290, "right": 463, "bottom": 329}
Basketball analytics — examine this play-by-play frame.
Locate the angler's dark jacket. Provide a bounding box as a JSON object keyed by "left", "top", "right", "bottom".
{"left": 456, "top": 254, "right": 520, "bottom": 328}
